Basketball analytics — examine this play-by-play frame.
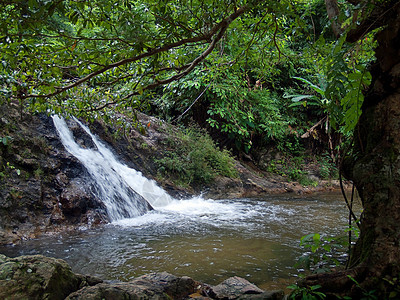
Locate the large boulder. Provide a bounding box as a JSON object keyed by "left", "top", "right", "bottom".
{"left": 66, "top": 272, "right": 198, "bottom": 300}
{"left": 0, "top": 254, "right": 102, "bottom": 300}
{"left": 58, "top": 178, "right": 107, "bottom": 223}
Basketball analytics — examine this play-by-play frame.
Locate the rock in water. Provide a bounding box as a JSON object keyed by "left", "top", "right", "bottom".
{"left": 0, "top": 254, "right": 284, "bottom": 300}
{"left": 0, "top": 254, "right": 101, "bottom": 300}
{"left": 210, "top": 276, "right": 284, "bottom": 299}
{"left": 66, "top": 271, "right": 198, "bottom": 300}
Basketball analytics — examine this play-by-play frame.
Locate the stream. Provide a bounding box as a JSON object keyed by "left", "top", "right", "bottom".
{"left": 0, "top": 116, "right": 356, "bottom": 290}
{"left": 0, "top": 192, "right": 353, "bottom": 290}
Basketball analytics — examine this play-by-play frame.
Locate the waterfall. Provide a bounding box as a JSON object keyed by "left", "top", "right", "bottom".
{"left": 52, "top": 115, "right": 174, "bottom": 221}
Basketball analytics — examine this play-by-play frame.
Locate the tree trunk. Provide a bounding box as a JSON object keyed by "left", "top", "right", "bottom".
{"left": 325, "top": 0, "right": 343, "bottom": 37}
{"left": 303, "top": 2, "right": 400, "bottom": 298}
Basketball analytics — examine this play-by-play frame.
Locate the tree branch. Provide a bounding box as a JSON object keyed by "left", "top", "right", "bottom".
{"left": 172, "top": 83, "right": 212, "bottom": 123}
{"left": 19, "top": 5, "right": 248, "bottom": 100}
{"left": 119, "top": 20, "right": 232, "bottom": 102}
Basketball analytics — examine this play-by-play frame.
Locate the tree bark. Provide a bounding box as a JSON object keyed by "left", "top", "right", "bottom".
{"left": 302, "top": 2, "right": 400, "bottom": 298}
{"left": 325, "top": 0, "right": 343, "bottom": 37}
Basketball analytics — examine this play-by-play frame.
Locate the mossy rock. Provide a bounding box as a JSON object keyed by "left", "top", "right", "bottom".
{"left": 0, "top": 254, "right": 101, "bottom": 300}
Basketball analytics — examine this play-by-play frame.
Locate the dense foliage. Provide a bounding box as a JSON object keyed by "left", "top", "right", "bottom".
{"left": 155, "top": 124, "right": 238, "bottom": 187}
{"left": 1, "top": 0, "right": 252, "bottom": 113}
{"left": 3, "top": 0, "right": 400, "bottom": 298}
{"left": 0, "top": 1, "right": 375, "bottom": 155}
{"left": 0, "top": 0, "right": 383, "bottom": 184}
{"left": 0, "top": 1, "right": 380, "bottom": 195}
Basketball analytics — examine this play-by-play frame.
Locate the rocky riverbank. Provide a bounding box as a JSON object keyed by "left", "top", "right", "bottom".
{"left": 0, "top": 103, "right": 348, "bottom": 245}
{"left": 0, "top": 254, "right": 285, "bottom": 300}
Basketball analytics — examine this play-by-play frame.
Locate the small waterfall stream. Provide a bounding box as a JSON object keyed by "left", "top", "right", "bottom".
{"left": 52, "top": 115, "right": 173, "bottom": 221}
{"left": 2, "top": 114, "right": 355, "bottom": 288}
{"left": 0, "top": 116, "right": 355, "bottom": 290}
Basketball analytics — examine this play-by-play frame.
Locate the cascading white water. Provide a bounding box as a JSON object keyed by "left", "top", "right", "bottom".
{"left": 52, "top": 115, "right": 174, "bottom": 221}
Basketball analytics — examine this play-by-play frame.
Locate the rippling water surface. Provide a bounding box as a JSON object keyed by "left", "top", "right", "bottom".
{"left": 0, "top": 192, "right": 353, "bottom": 289}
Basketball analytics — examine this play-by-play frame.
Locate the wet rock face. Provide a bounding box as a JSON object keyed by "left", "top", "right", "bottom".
{"left": 67, "top": 118, "right": 97, "bottom": 150}
{"left": 59, "top": 178, "right": 107, "bottom": 222}
{"left": 0, "top": 105, "right": 109, "bottom": 244}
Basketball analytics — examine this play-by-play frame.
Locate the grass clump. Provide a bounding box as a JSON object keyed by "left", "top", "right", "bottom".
{"left": 155, "top": 125, "right": 238, "bottom": 187}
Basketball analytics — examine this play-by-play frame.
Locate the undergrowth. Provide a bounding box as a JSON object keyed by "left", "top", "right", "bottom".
{"left": 154, "top": 124, "right": 238, "bottom": 187}
{"left": 266, "top": 151, "right": 338, "bottom": 187}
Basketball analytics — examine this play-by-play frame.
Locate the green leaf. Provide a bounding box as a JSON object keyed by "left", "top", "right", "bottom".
{"left": 293, "top": 77, "right": 325, "bottom": 97}
{"left": 310, "top": 285, "right": 322, "bottom": 290}
{"left": 287, "top": 94, "right": 316, "bottom": 102}
{"left": 300, "top": 233, "right": 316, "bottom": 245}
{"left": 313, "top": 233, "right": 321, "bottom": 242}
{"left": 389, "top": 291, "right": 397, "bottom": 298}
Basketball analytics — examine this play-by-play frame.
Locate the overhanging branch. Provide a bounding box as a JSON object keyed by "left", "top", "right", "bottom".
{"left": 97, "top": 19, "right": 232, "bottom": 108}
{"left": 19, "top": 5, "right": 248, "bottom": 101}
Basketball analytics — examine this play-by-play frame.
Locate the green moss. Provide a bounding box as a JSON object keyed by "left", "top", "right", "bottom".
{"left": 349, "top": 226, "right": 375, "bottom": 268}
{"left": 34, "top": 168, "right": 44, "bottom": 180}
{"left": 0, "top": 255, "right": 84, "bottom": 300}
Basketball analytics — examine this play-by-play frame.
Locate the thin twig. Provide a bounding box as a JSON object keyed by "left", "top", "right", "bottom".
{"left": 273, "top": 15, "right": 282, "bottom": 63}
{"left": 346, "top": 183, "right": 356, "bottom": 269}
{"left": 172, "top": 82, "right": 211, "bottom": 123}
{"left": 310, "top": 13, "right": 316, "bottom": 43}
{"left": 339, "top": 172, "right": 360, "bottom": 228}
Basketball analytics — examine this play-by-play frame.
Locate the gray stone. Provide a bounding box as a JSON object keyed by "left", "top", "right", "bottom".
{"left": 237, "top": 290, "right": 284, "bottom": 300}
{"left": 0, "top": 254, "right": 101, "bottom": 300}
{"left": 66, "top": 282, "right": 169, "bottom": 300}
{"left": 210, "top": 276, "right": 283, "bottom": 300}
{"left": 137, "top": 272, "right": 197, "bottom": 298}
{"left": 66, "top": 271, "right": 198, "bottom": 300}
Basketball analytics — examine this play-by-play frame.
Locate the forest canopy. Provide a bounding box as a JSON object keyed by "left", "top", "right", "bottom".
{"left": 0, "top": 0, "right": 375, "bottom": 150}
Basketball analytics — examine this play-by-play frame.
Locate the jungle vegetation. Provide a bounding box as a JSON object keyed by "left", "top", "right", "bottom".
{"left": 1, "top": 0, "right": 400, "bottom": 298}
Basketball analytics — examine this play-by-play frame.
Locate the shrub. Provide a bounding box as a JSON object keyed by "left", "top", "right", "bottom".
{"left": 155, "top": 124, "right": 238, "bottom": 187}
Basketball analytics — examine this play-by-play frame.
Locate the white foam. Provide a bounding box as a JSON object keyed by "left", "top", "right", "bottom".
{"left": 112, "top": 197, "right": 262, "bottom": 229}
{"left": 112, "top": 211, "right": 171, "bottom": 227}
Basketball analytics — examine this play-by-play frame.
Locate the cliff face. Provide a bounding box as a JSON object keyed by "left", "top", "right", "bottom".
{"left": 0, "top": 104, "right": 109, "bottom": 244}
